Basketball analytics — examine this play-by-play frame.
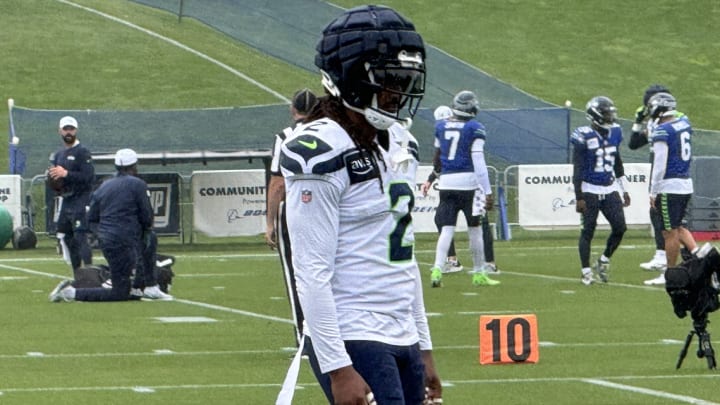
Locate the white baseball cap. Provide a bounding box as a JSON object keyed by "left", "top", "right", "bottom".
{"left": 114, "top": 148, "right": 138, "bottom": 167}
{"left": 59, "top": 116, "right": 78, "bottom": 129}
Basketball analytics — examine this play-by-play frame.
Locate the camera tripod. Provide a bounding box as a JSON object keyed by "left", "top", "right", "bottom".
{"left": 676, "top": 317, "right": 716, "bottom": 370}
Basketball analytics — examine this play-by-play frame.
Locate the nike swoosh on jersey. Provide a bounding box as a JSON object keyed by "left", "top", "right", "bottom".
{"left": 298, "top": 139, "right": 318, "bottom": 149}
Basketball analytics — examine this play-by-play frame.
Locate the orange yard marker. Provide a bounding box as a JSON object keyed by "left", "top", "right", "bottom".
{"left": 479, "top": 314, "right": 539, "bottom": 365}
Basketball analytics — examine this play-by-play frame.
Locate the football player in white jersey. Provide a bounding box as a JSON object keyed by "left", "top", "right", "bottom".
{"left": 279, "top": 5, "right": 441, "bottom": 404}
{"left": 265, "top": 88, "right": 317, "bottom": 347}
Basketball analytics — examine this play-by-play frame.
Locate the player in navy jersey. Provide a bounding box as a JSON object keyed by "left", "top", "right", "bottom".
{"left": 278, "top": 5, "right": 441, "bottom": 404}
{"left": 644, "top": 92, "right": 699, "bottom": 286}
{"left": 628, "top": 84, "right": 688, "bottom": 273}
{"left": 428, "top": 91, "right": 499, "bottom": 288}
{"left": 571, "top": 96, "right": 630, "bottom": 285}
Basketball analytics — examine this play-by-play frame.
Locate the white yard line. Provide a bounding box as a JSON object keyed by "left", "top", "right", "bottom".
{"left": 55, "top": 0, "right": 290, "bottom": 103}
{"left": 583, "top": 378, "right": 719, "bottom": 405}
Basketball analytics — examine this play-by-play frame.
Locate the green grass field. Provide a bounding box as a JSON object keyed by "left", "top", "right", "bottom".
{"left": 2, "top": 1, "right": 720, "bottom": 403}
{"left": 2, "top": 231, "right": 720, "bottom": 404}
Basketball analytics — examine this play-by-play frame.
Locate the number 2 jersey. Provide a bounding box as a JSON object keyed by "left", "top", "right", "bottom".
{"left": 279, "top": 118, "right": 431, "bottom": 373}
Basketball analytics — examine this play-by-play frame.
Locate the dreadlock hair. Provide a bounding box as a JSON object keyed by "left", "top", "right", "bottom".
{"left": 305, "top": 95, "right": 389, "bottom": 184}
{"left": 304, "top": 94, "right": 389, "bottom": 193}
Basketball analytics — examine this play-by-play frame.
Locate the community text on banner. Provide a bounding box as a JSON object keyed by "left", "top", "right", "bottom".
{"left": 191, "top": 170, "right": 267, "bottom": 237}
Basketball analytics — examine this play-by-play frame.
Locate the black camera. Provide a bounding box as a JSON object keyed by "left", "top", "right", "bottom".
{"left": 664, "top": 244, "right": 720, "bottom": 369}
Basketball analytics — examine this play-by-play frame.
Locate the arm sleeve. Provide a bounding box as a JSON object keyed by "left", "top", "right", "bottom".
{"left": 411, "top": 265, "right": 433, "bottom": 350}
{"left": 269, "top": 132, "right": 284, "bottom": 175}
{"left": 426, "top": 148, "right": 441, "bottom": 183}
{"left": 285, "top": 175, "right": 351, "bottom": 373}
{"left": 613, "top": 152, "right": 626, "bottom": 179}
{"left": 650, "top": 142, "right": 668, "bottom": 196}
{"left": 572, "top": 145, "right": 584, "bottom": 201}
{"left": 627, "top": 131, "right": 649, "bottom": 150}
{"left": 471, "top": 139, "right": 491, "bottom": 195}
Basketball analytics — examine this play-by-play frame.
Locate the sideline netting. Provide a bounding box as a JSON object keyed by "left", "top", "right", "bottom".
{"left": 8, "top": 104, "right": 286, "bottom": 177}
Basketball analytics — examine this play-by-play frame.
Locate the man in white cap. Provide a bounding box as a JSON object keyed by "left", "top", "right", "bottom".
{"left": 48, "top": 116, "right": 95, "bottom": 277}
{"left": 49, "top": 148, "right": 172, "bottom": 302}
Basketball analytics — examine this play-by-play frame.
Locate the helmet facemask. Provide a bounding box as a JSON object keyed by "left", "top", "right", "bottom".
{"left": 585, "top": 96, "right": 617, "bottom": 130}
{"left": 337, "top": 50, "right": 425, "bottom": 130}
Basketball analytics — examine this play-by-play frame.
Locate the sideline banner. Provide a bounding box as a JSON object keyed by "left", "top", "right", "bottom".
{"left": 192, "top": 170, "right": 266, "bottom": 236}
{"left": 0, "top": 175, "right": 23, "bottom": 227}
{"left": 518, "top": 163, "right": 651, "bottom": 228}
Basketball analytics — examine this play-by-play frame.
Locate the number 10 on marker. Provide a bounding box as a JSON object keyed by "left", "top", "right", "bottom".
{"left": 479, "top": 314, "right": 539, "bottom": 365}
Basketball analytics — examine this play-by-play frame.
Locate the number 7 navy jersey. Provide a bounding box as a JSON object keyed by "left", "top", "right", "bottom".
{"left": 570, "top": 124, "right": 623, "bottom": 186}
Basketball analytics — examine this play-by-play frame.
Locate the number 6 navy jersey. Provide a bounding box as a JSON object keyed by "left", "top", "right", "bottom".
{"left": 650, "top": 115, "right": 693, "bottom": 195}
{"left": 279, "top": 117, "right": 431, "bottom": 373}
{"left": 570, "top": 124, "right": 624, "bottom": 186}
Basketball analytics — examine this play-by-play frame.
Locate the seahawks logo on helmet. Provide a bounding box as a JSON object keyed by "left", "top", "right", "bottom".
{"left": 647, "top": 92, "right": 677, "bottom": 119}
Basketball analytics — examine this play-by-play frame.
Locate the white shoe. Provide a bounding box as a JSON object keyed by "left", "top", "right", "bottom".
{"left": 596, "top": 259, "right": 610, "bottom": 283}
{"left": 581, "top": 272, "right": 597, "bottom": 286}
{"left": 644, "top": 273, "right": 666, "bottom": 286}
{"left": 130, "top": 288, "right": 144, "bottom": 298}
{"left": 441, "top": 259, "right": 463, "bottom": 274}
{"left": 143, "top": 285, "right": 173, "bottom": 301}
{"left": 640, "top": 258, "right": 666, "bottom": 271}
{"left": 484, "top": 263, "right": 501, "bottom": 275}
{"left": 49, "top": 279, "right": 75, "bottom": 302}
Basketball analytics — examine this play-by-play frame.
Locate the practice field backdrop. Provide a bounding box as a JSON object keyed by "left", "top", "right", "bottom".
{"left": 3, "top": 232, "right": 720, "bottom": 404}
{"left": 2, "top": 1, "right": 719, "bottom": 404}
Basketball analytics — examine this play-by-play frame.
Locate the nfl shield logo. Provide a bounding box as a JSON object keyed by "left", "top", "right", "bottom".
{"left": 301, "top": 189, "right": 312, "bottom": 203}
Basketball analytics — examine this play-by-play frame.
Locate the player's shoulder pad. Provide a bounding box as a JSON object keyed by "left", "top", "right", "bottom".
{"left": 571, "top": 126, "right": 594, "bottom": 143}
{"left": 388, "top": 124, "right": 419, "bottom": 160}
{"left": 467, "top": 120, "right": 486, "bottom": 138}
{"left": 281, "top": 118, "right": 352, "bottom": 176}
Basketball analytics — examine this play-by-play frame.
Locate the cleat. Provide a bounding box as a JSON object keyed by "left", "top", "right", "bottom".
{"left": 596, "top": 259, "right": 610, "bottom": 283}
{"left": 640, "top": 258, "right": 666, "bottom": 271}
{"left": 442, "top": 258, "right": 463, "bottom": 274}
{"left": 484, "top": 263, "right": 501, "bottom": 275}
{"left": 142, "top": 285, "right": 173, "bottom": 301}
{"left": 430, "top": 266, "right": 443, "bottom": 288}
{"left": 471, "top": 272, "right": 500, "bottom": 286}
{"left": 49, "top": 279, "right": 74, "bottom": 302}
{"left": 696, "top": 242, "right": 714, "bottom": 259}
{"left": 581, "top": 272, "right": 597, "bottom": 286}
{"left": 644, "top": 273, "right": 666, "bottom": 286}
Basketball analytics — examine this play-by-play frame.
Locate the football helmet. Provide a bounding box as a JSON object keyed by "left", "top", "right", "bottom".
{"left": 451, "top": 90, "right": 479, "bottom": 118}
{"left": 315, "top": 5, "right": 426, "bottom": 130}
{"left": 643, "top": 84, "right": 671, "bottom": 106}
{"left": 647, "top": 92, "right": 677, "bottom": 119}
{"left": 433, "top": 105, "right": 453, "bottom": 121}
{"left": 585, "top": 96, "right": 617, "bottom": 129}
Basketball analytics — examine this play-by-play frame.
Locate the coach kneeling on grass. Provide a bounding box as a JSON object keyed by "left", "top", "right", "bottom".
{"left": 50, "top": 148, "right": 172, "bottom": 302}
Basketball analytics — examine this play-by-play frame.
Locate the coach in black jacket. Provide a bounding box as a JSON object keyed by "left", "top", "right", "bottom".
{"left": 48, "top": 116, "right": 94, "bottom": 275}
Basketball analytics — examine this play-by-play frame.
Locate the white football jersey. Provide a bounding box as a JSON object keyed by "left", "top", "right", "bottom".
{"left": 280, "top": 118, "right": 431, "bottom": 373}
